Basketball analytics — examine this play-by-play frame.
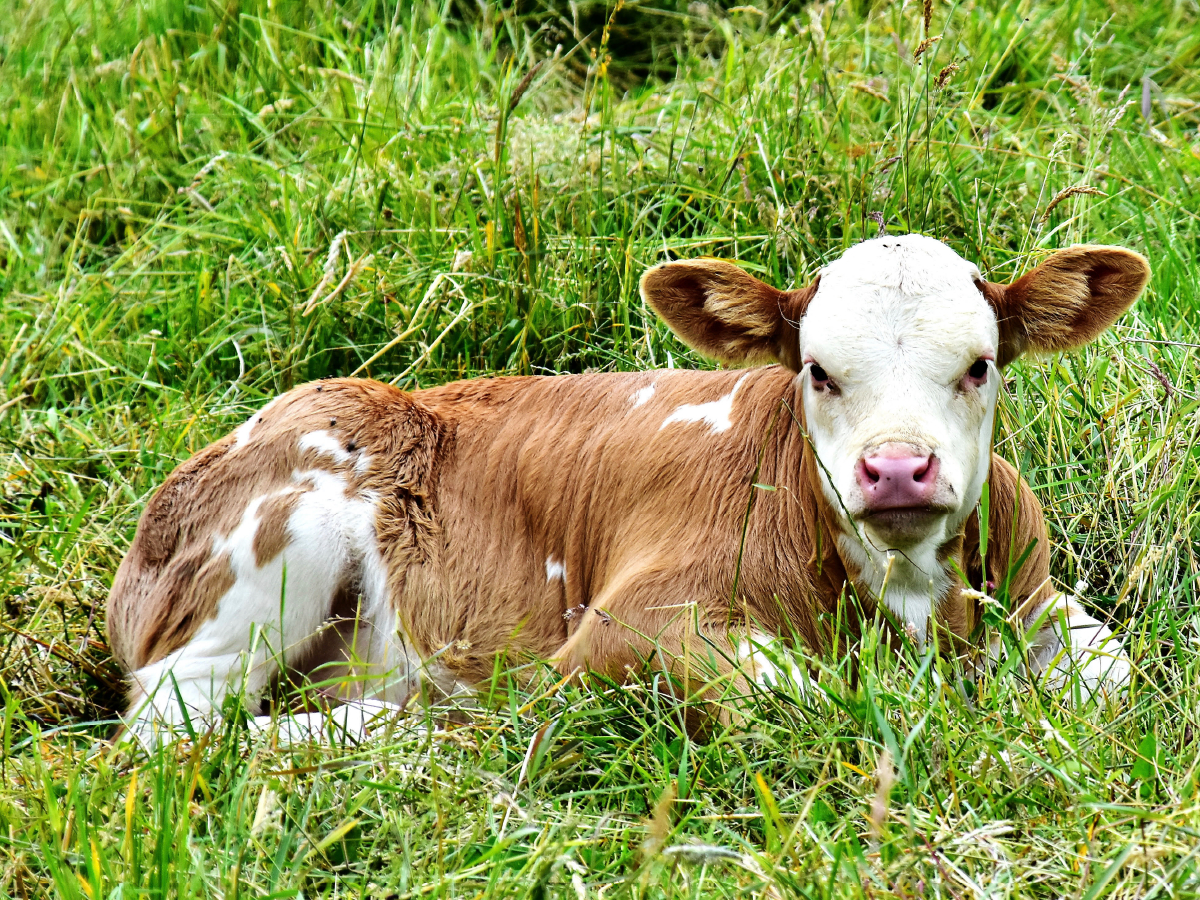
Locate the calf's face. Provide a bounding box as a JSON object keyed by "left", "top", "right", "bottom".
{"left": 798, "top": 236, "right": 1001, "bottom": 548}
{"left": 642, "top": 234, "right": 1149, "bottom": 555}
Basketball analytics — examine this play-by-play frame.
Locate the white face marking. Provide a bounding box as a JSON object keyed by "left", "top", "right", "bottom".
{"left": 629, "top": 383, "right": 656, "bottom": 408}
{"left": 545, "top": 556, "right": 566, "bottom": 583}
{"left": 798, "top": 235, "right": 1001, "bottom": 623}
{"left": 660, "top": 373, "right": 749, "bottom": 434}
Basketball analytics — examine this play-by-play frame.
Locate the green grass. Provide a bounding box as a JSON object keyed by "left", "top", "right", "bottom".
{"left": 2, "top": 0, "right": 1200, "bottom": 895}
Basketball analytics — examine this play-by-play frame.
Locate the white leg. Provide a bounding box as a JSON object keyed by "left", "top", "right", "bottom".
{"left": 249, "top": 698, "right": 412, "bottom": 746}
{"left": 125, "top": 646, "right": 269, "bottom": 747}
{"left": 1023, "top": 593, "right": 1132, "bottom": 695}
{"left": 355, "top": 580, "right": 425, "bottom": 705}
{"left": 297, "top": 562, "right": 424, "bottom": 705}
{"left": 736, "top": 632, "right": 810, "bottom": 695}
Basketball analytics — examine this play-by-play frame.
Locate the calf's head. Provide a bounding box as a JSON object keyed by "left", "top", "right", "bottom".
{"left": 641, "top": 235, "right": 1149, "bottom": 554}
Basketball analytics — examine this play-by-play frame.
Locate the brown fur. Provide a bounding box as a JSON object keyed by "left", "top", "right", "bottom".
{"left": 135, "top": 549, "right": 236, "bottom": 671}
{"left": 108, "top": 369, "right": 1063, "bottom": 706}
{"left": 253, "top": 492, "right": 301, "bottom": 568}
{"left": 978, "top": 245, "right": 1149, "bottom": 366}
{"left": 640, "top": 260, "right": 818, "bottom": 372}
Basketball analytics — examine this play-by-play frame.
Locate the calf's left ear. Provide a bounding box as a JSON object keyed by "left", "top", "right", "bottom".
{"left": 980, "top": 245, "right": 1150, "bottom": 366}
{"left": 640, "top": 259, "right": 816, "bottom": 370}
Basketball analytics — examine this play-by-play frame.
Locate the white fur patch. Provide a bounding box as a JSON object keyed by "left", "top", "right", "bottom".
{"left": 355, "top": 453, "right": 372, "bottom": 476}
{"left": 250, "top": 698, "right": 407, "bottom": 745}
{"left": 630, "top": 383, "right": 656, "bottom": 408}
{"left": 660, "top": 373, "right": 749, "bottom": 434}
{"left": 737, "top": 633, "right": 806, "bottom": 691}
{"left": 124, "top": 467, "right": 421, "bottom": 745}
{"left": 1024, "top": 593, "right": 1131, "bottom": 694}
{"left": 299, "top": 430, "right": 353, "bottom": 465}
{"left": 546, "top": 557, "right": 566, "bottom": 583}
{"left": 232, "top": 396, "right": 281, "bottom": 451}
{"left": 837, "top": 541, "right": 947, "bottom": 645}
{"left": 233, "top": 417, "right": 257, "bottom": 451}
{"left": 300, "top": 430, "right": 371, "bottom": 476}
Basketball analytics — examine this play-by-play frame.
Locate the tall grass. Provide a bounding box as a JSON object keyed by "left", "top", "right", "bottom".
{"left": 1, "top": 0, "right": 1198, "bottom": 895}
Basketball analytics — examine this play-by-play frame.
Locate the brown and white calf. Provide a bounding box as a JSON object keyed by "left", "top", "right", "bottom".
{"left": 107, "top": 234, "right": 1148, "bottom": 741}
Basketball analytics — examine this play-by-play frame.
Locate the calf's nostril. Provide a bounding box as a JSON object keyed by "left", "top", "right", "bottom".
{"left": 913, "top": 456, "right": 933, "bottom": 482}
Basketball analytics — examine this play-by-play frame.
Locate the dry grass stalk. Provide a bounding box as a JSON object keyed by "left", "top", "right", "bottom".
{"left": 1039, "top": 184, "right": 1106, "bottom": 222}
{"left": 914, "top": 35, "right": 941, "bottom": 59}
{"left": 301, "top": 230, "right": 348, "bottom": 313}
{"left": 936, "top": 61, "right": 960, "bottom": 89}
{"left": 867, "top": 749, "right": 897, "bottom": 839}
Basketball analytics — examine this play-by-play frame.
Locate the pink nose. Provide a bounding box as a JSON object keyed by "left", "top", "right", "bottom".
{"left": 856, "top": 450, "right": 940, "bottom": 510}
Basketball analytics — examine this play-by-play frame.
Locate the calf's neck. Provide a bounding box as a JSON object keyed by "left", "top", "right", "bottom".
{"left": 106, "top": 234, "right": 1149, "bottom": 740}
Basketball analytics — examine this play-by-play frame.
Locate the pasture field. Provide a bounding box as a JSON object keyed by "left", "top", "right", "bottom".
{"left": 1, "top": 0, "right": 1199, "bottom": 895}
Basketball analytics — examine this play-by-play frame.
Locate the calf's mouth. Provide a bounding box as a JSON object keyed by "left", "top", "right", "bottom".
{"left": 858, "top": 504, "right": 957, "bottom": 545}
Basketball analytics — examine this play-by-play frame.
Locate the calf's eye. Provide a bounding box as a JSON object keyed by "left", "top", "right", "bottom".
{"left": 962, "top": 358, "right": 990, "bottom": 388}
{"left": 810, "top": 363, "right": 831, "bottom": 389}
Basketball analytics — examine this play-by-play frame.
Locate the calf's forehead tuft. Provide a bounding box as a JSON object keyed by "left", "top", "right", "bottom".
{"left": 802, "top": 235, "right": 996, "bottom": 361}
{"left": 820, "top": 234, "right": 981, "bottom": 295}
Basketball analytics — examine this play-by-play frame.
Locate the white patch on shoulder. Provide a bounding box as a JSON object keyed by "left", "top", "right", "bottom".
{"left": 630, "top": 383, "right": 656, "bottom": 408}
{"left": 546, "top": 557, "right": 566, "bottom": 583}
{"left": 660, "top": 373, "right": 749, "bottom": 434}
{"left": 232, "top": 396, "right": 281, "bottom": 451}
{"left": 299, "top": 430, "right": 352, "bottom": 465}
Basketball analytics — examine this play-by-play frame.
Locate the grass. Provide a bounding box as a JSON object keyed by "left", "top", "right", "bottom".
{"left": 1, "top": 0, "right": 1199, "bottom": 894}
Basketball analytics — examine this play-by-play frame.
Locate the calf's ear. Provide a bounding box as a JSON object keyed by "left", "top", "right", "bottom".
{"left": 979, "top": 245, "right": 1150, "bottom": 367}
{"left": 640, "top": 259, "right": 817, "bottom": 371}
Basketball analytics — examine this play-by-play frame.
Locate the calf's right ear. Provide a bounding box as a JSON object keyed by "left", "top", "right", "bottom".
{"left": 979, "top": 245, "right": 1150, "bottom": 366}
{"left": 639, "top": 259, "right": 817, "bottom": 371}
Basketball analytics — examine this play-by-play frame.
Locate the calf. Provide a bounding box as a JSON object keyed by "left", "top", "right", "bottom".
{"left": 107, "top": 234, "right": 1148, "bottom": 741}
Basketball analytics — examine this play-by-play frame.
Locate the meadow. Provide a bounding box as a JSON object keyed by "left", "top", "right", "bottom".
{"left": 1, "top": 0, "right": 1199, "bottom": 895}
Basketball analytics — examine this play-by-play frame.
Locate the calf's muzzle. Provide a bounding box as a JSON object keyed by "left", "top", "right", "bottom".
{"left": 856, "top": 446, "right": 940, "bottom": 511}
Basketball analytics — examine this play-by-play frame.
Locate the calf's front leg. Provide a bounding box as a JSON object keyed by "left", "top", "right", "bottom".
{"left": 1022, "top": 592, "right": 1132, "bottom": 694}
{"left": 550, "top": 566, "right": 804, "bottom": 733}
